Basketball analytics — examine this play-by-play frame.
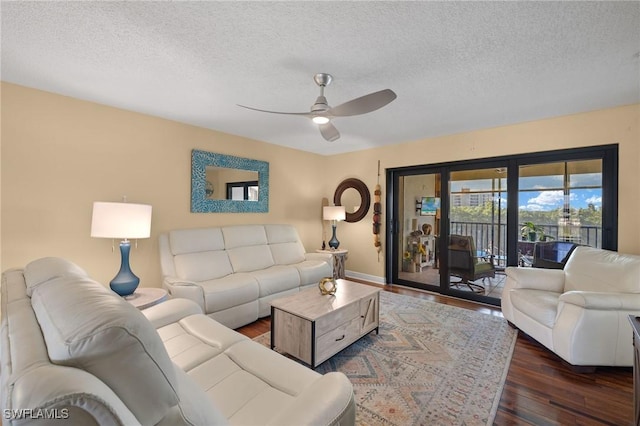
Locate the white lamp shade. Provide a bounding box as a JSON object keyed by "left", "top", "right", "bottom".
{"left": 323, "top": 206, "right": 346, "bottom": 221}
{"left": 91, "top": 202, "right": 152, "bottom": 239}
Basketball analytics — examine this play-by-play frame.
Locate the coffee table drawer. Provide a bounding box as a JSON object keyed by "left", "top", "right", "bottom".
{"left": 316, "top": 302, "right": 360, "bottom": 336}
{"left": 315, "top": 316, "right": 361, "bottom": 365}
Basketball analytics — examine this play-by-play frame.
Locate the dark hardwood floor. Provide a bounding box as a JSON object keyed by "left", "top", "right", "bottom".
{"left": 235, "top": 282, "right": 634, "bottom": 425}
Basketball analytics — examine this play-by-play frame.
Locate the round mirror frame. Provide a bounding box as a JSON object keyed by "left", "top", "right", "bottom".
{"left": 333, "top": 178, "right": 371, "bottom": 223}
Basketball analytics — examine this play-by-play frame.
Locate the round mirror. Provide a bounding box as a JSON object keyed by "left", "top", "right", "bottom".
{"left": 334, "top": 178, "right": 371, "bottom": 223}
{"left": 342, "top": 188, "right": 361, "bottom": 214}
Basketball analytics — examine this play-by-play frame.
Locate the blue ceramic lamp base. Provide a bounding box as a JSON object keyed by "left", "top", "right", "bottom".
{"left": 328, "top": 224, "right": 340, "bottom": 249}
{"left": 110, "top": 241, "right": 140, "bottom": 297}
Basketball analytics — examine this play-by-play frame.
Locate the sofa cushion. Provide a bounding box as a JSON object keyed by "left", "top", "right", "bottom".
{"left": 250, "top": 265, "right": 301, "bottom": 297}
{"left": 157, "top": 314, "right": 248, "bottom": 372}
{"left": 222, "top": 225, "right": 268, "bottom": 248}
{"left": 169, "top": 227, "right": 226, "bottom": 255}
{"left": 564, "top": 246, "right": 640, "bottom": 293}
{"left": 227, "top": 245, "right": 275, "bottom": 272}
{"left": 200, "top": 273, "right": 260, "bottom": 313}
{"left": 266, "top": 224, "right": 306, "bottom": 264}
{"left": 157, "top": 365, "right": 229, "bottom": 426}
{"left": 269, "top": 242, "right": 306, "bottom": 265}
{"left": 23, "top": 257, "right": 88, "bottom": 296}
{"left": 265, "top": 224, "right": 301, "bottom": 244}
{"left": 0, "top": 287, "right": 51, "bottom": 382}
{"left": 187, "top": 340, "right": 322, "bottom": 424}
{"left": 2, "top": 268, "right": 30, "bottom": 303}
{"left": 174, "top": 250, "right": 233, "bottom": 281}
{"left": 30, "top": 276, "right": 179, "bottom": 425}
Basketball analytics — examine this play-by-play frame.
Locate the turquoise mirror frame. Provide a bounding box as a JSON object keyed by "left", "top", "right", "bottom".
{"left": 191, "top": 149, "right": 269, "bottom": 213}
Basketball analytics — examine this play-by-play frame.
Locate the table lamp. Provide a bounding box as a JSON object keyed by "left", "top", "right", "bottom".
{"left": 91, "top": 201, "right": 152, "bottom": 296}
{"left": 323, "top": 205, "right": 346, "bottom": 249}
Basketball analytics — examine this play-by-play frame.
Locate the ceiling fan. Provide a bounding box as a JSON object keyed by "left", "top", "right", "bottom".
{"left": 238, "top": 73, "right": 397, "bottom": 142}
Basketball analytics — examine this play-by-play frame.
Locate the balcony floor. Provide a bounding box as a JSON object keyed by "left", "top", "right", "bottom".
{"left": 398, "top": 266, "right": 506, "bottom": 299}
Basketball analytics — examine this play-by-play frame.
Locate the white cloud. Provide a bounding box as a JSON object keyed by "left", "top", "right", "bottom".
{"left": 521, "top": 190, "right": 577, "bottom": 212}
{"left": 585, "top": 195, "right": 602, "bottom": 204}
{"left": 520, "top": 203, "right": 545, "bottom": 211}
{"left": 528, "top": 190, "right": 565, "bottom": 206}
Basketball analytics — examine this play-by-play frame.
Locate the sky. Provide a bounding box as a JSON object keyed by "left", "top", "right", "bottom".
{"left": 520, "top": 189, "right": 602, "bottom": 211}
{"left": 451, "top": 173, "right": 603, "bottom": 212}
{"left": 519, "top": 173, "right": 601, "bottom": 211}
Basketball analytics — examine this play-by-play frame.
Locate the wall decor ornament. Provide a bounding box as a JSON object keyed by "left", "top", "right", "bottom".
{"left": 333, "top": 178, "right": 370, "bottom": 223}
{"left": 191, "top": 149, "right": 269, "bottom": 213}
{"left": 373, "top": 161, "right": 382, "bottom": 258}
{"left": 318, "top": 277, "right": 338, "bottom": 295}
{"left": 420, "top": 196, "right": 440, "bottom": 216}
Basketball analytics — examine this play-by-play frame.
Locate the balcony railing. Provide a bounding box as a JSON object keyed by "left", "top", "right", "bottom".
{"left": 450, "top": 221, "right": 602, "bottom": 262}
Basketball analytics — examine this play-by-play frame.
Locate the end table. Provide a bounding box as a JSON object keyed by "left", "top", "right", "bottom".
{"left": 316, "top": 249, "right": 348, "bottom": 279}
{"left": 124, "top": 287, "right": 168, "bottom": 310}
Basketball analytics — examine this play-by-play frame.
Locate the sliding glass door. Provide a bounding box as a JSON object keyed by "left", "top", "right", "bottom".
{"left": 387, "top": 145, "right": 617, "bottom": 307}
{"left": 448, "top": 167, "right": 507, "bottom": 298}
{"left": 395, "top": 172, "right": 442, "bottom": 292}
{"left": 517, "top": 159, "right": 604, "bottom": 266}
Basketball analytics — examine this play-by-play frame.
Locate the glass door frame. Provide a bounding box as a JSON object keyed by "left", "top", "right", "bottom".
{"left": 386, "top": 144, "right": 618, "bottom": 306}
{"left": 387, "top": 160, "right": 513, "bottom": 305}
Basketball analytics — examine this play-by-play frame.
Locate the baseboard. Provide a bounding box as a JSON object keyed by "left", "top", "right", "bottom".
{"left": 344, "top": 270, "right": 386, "bottom": 285}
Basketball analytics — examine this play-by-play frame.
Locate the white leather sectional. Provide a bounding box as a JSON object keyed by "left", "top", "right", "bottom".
{"left": 0, "top": 257, "right": 355, "bottom": 425}
{"left": 159, "top": 224, "right": 333, "bottom": 329}
{"left": 502, "top": 246, "right": 640, "bottom": 368}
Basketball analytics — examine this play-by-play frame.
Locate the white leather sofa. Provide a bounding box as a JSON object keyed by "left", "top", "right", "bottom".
{"left": 159, "top": 224, "right": 333, "bottom": 329}
{"left": 502, "top": 246, "right": 640, "bottom": 368}
{"left": 1, "top": 257, "right": 355, "bottom": 425}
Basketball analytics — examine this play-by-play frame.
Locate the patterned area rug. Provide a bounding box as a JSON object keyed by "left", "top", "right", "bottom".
{"left": 254, "top": 290, "right": 516, "bottom": 426}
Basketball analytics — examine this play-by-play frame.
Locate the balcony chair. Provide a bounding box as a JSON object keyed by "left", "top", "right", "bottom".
{"left": 448, "top": 234, "right": 496, "bottom": 293}
{"left": 532, "top": 240, "right": 580, "bottom": 269}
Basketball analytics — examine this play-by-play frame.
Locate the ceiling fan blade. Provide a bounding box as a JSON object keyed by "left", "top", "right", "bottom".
{"left": 328, "top": 89, "right": 397, "bottom": 117}
{"left": 237, "top": 104, "right": 310, "bottom": 117}
{"left": 319, "top": 122, "right": 340, "bottom": 142}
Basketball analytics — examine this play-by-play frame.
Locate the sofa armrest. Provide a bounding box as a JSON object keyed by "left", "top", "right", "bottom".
{"left": 505, "top": 266, "right": 565, "bottom": 292}
{"left": 163, "top": 277, "right": 205, "bottom": 312}
{"left": 142, "top": 298, "right": 203, "bottom": 329}
{"left": 9, "top": 364, "right": 141, "bottom": 426}
{"left": 266, "top": 372, "right": 355, "bottom": 426}
{"left": 559, "top": 291, "right": 640, "bottom": 310}
{"left": 164, "top": 276, "right": 199, "bottom": 287}
{"left": 305, "top": 252, "right": 333, "bottom": 263}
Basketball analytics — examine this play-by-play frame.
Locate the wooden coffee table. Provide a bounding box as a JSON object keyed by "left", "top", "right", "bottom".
{"left": 270, "top": 279, "right": 380, "bottom": 368}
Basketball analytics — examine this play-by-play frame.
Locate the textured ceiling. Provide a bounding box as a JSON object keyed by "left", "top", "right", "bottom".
{"left": 2, "top": 1, "right": 639, "bottom": 156}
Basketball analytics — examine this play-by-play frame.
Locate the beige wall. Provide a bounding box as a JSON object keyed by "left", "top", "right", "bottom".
{"left": 325, "top": 104, "right": 640, "bottom": 282}
{"left": 2, "top": 82, "right": 639, "bottom": 287}
{"left": 1, "top": 83, "right": 331, "bottom": 286}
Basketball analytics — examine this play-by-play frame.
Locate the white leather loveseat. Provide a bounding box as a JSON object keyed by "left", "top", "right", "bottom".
{"left": 501, "top": 246, "right": 640, "bottom": 369}
{"left": 159, "top": 224, "right": 333, "bottom": 329}
{"left": 1, "top": 257, "right": 355, "bottom": 425}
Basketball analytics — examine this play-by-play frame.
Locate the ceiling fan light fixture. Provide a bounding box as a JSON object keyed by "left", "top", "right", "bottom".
{"left": 312, "top": 116, "right": 330, "bottom": 125}
{"left": 238, "top": 73, "right": 396, "bottom": 142}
